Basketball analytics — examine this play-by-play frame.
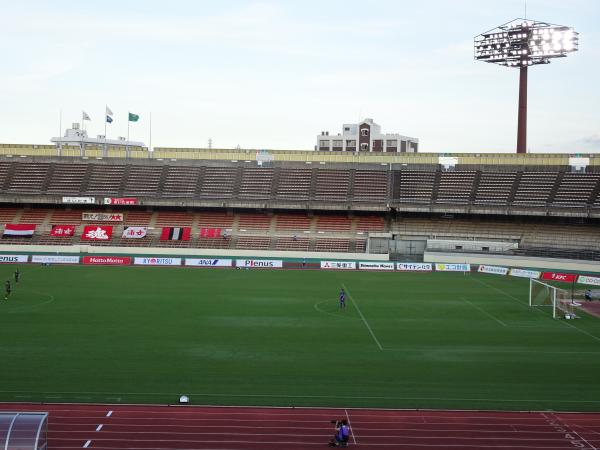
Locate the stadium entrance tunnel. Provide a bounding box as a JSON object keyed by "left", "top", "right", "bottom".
{"left": 0, "top": 412, "right": 48, "bottom": 450}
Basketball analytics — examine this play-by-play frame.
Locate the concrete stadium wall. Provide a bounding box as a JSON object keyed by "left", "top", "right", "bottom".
{"left": 424, "top": 251, "right": 600, "bottom": 273}
{"left": 0, "top": 244, "right": 388, "bottom": 261}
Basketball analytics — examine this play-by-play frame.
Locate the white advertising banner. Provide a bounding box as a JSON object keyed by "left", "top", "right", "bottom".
{"left": 359, "top": 262, "right": 395, "bottom": 271}
{"left": 577, "top": 275, "right": 600, "bottom": 287}
{"left": 62, "top": 196, "right": 95, "bottom": 204}
{"left": 134, "top": 257, "right": 182, "bottom": 266}
{"left": 477, "top": 265, "right": 509, "bottom": 276}
{"left": 0, "top": 255, "right": 28, "bottom": 263}
{"left": 185, "top": 258, "right": 233, "bottom": 267}
{"left": 236, "top": 259, "right": 283, "bottom": 268}
{"left": 396, "top": 262, "right": 433, "bottom": 271}
{"left": 82, "top": 212, "right": 124, "bottom": 222}
{"left": 435, "top": 263, "right": 471, "bottom": 272}
{"left": 509, "top": 268, "right": 541, "bottom": 279}
{"left": 31, "top": 255, "right": 80, "bottom": 264}
{"left": 320, "top": 261, "right": 356, "bottom": 270}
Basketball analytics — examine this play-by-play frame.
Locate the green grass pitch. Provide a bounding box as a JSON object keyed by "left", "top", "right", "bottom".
{"left": 1, "top": 264, "right": 600, "bottom": 411}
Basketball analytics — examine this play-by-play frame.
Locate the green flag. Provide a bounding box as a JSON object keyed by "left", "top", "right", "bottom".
{"left": 128, "top": 112, "right": 139, "bottom": 122}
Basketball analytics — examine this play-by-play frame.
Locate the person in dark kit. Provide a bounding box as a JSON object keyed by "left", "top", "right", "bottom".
{"left": 339, "top": 288, "right": 346, "bottom": 308}
{"left": 585, "top": 290, "right": 593, "bottom": 301}
{"left": 328, "top": 419, "right": 350, "bottom": 447}
{"left": 14, "top": 269, "right": 20, "bottom": 283}
{"left": 5, "top": 280, "right": 11, "bottom": 301}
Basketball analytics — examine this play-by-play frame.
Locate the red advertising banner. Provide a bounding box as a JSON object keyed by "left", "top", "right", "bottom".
{"left": 541, "top": 272, "right": 577, "bottom": 283}
{"left": 50, "top": 224, "right": 76, "bottom": 237}
{"left": 104, "top": 197, "right": 138, "bottom": 205}
{"left": 160, "top": 227, "right": 191, "bottom": 241}
{"left": 82, "top": 256, "right": 132, "bottom": 265}
{"left": 200, "top": 227, "right": 222, "bottom": 238}
{"left": 81, "top": 225, "right": 113, "bottom": 241}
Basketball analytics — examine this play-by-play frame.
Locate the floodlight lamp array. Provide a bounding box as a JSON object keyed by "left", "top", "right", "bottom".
{"left": 474, "top": 19, "right": 578, "bottom": 67}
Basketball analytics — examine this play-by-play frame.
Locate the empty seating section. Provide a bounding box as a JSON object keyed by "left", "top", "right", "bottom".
{"left": 50, "top": 210, "right": 83, "bottom": 224}
{"left": 6, "top": 163, "right": 49, "bottom": 194}
{"left": 0, "top": 162, "right": 13, "bottom": 189}
{"left": 162, "top": 166, "right": 200, "bottom": 198}
{"left": 275, "top": 214, "right": 312, "bottom": 231}
{"left": 474, "top": 172, "right": 517, "bottom": 205}
{"left": 353, "top": 170, "right": 388, "bottom": 202}
{"left": 356, "top": 216, "right": 385, "bottom": 232}
{"left": 393, "top": 170, "right": 435, "bottom": 203}
{"left": 237, "top": 236, "right": 271, "bottom": 250}
{"left": 315, "top": 238, "right": 350, "bottom": 252}
{"left": 275, "top": 236, "right": 310, "bottom": 251}
{"left": 553, "top": 173, "right": 600, "bottom": 206}
{"left": 155, "top": 212, "right": 193, "bottom": 226}
{"left": 0, "top": 208, "right": 18, "bottom": 223}
{"left": 355, "top": 239, "right": 367, "bottom": 252}
{"left": 19, "top": 209, "right": 50, "bottom": 224}
{"left": 238, "top": 168, "right": 273, "bottom": 199}
{"left": 276, "top": 168, "right": 311, "bottom": 200}
{"left": 512, "top": 172, "right": 558, "bottom": 206}
{"left": 314, "top": 170, "right": 350, "bottom": 202}
{"left": 316, "top": 216, "right": 352, "bottom": 232}
{"left": 196, "top": 237, "right": 231, "bottom": 249}
{"left": 199, "top": 167, "right": 238, "bottom": 198}
{"left": 124, "top": 211, "right": 153, "bottom": 225}
{"left": 197, "top": 212, "right": 234, "bottom": 229}
{"left": 84, "top": 165, "right": 125, "bottom": 195}
{"left": 237, "top": 214, "right": 272, "bottom": 230}
{"left": 436, "top": 171, "right": 476, "bottom": 204}
{"left": 123, "top": 166, "right": 163, "bottom": 197}
{"left": 391, "top": 217, "right": 522, "bottom": 241}
{"left": 46, "top": 164, "right": 88, "bottom": 194}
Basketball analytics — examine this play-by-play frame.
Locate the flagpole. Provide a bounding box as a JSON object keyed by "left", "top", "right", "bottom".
{"left": 127, "top": 113, "right": 130, "bottom": 156}
{"left": 58, "top": 108, "right": 62, "bottom": 153}
{"left": 104, "top": 105, "right": 107, "bottom": 156}
{"left": 149, "top": 112, "right": 152, "bottom": 152}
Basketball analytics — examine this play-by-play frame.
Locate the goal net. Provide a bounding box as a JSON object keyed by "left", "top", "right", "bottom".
{"left": 529, "top": 278, "right": 576, "bottom": 319}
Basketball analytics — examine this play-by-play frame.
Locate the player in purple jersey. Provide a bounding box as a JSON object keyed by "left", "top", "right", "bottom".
{"left": 339, "top": 288, "right": 346, "bottom": 308}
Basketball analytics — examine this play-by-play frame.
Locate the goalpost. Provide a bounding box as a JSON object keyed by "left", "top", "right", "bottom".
{"left": 529, "top": 278, "right": 577, "bottom": 319}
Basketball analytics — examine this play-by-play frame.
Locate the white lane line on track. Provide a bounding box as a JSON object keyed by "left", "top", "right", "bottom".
{"left": 96, "top": 424, "right": 103, "bottom": 431}
{"left": 82, "top": 439, "right": 91, "bottom": 448}
{"left": 550, "top": 413, "right": 598, "bottom": 450}
{"left": 342, "top": 283, "right": 383, "bottom": 350}
{"left": 106, "top": 410, "right": 113, "bottom": 417}
{"left": 343, "top": 409, "right": 357, "bottom": 444}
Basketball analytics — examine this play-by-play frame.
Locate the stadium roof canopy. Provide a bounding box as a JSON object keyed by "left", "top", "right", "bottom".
{"left": 0, "top": 412, "right": 48, "bottom": 450}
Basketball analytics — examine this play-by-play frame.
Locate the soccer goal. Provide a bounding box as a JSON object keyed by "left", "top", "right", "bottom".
{"left": 529, "top": 278, "right": 577, "bottom": 319}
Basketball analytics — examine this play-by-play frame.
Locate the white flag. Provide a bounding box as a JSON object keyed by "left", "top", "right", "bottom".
{"left": 106, "top": 105, "right": 113, "bottom": 116}
{"left": 122, "top": 226, "right": 148, "bottom": 239}
{"left": 82, "top": 111, "right": 91, "bottom": 121}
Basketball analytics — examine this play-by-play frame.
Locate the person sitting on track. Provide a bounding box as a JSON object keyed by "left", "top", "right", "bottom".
{"left": 328, "top": 419, "right": 350, "bottom": 447}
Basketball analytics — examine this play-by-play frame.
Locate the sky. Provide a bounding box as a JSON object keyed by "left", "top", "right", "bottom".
{"left": 0, "top": 0, "right": 598, "bottom": 153}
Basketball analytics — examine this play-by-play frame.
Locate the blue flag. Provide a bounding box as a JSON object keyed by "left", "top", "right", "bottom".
{"left": 106, "top": 115, "right": 113, "bottom": 123}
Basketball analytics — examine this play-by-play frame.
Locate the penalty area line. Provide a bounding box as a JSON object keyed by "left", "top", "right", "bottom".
{"left": 342, "top": 283, "right": 383, "bottom": 351}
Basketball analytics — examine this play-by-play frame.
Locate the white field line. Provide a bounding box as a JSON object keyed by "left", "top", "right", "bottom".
{"left": 345, "top": 408, "right": 358, "bottom": 444}
{"left": 461, "top": 297, "right": 507, "bottom": 327}
{"left": 472, "top": 276, "right": 600, "bottom": 343}
{"left": 342, "top": 283, "right": 383, "bottom": 350}
{"left": 82, "top": 440, "right": 91, "bottom": 448}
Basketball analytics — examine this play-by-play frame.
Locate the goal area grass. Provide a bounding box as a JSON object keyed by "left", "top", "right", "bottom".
{"left": 1, "top": 264, "right": 600, "bottom": 411}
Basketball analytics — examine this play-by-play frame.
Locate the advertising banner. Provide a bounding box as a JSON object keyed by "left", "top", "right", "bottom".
{"left": 320, "top": 261, "right": 356, "bottom": 270}
{"left": 31, "top": 255, "right": 79, "bottom": 264}
{"left": 50, "top": 225, "right": 76, "bottom": 237}
{"left": 509, "top": 268, "right": 541, "bottom": 279}
{"left": 477, "top": 265, "right": 509, "bottom": 276}
{"left": 236, "top": 259, "right": 283, "bottom": 268}
{"left": 0, "top": 255, "right": 28, "bottom": 263}
{"left": 122, "top": 226, "right": 148, "bottom": 239}
{"left": 359, "top": 262, "right": 395, "bottom": 271}
{"left": 435, "top": 263, "right": 471, "bottom": 272}
{"left": 81, "top": 225, "right": 113, "bottom": 241}
{"left": 82, "top": 256, "right": 132, "bottom": 265}
{"left": 62, "top": 196, "right": 95, "bottom": 204}
{"left": 577, "top": 275, "right": 600, "bottom": 287}
{"left": 396, "top": 263, "right": 433, "bottom": 271}
{"left": 82, "top": 213, "right": 123, "bottom": 222}
{"left": 134, "top": 257, "right": 182, "bottom": 266}
{"left": 160, "top": 227, "right": 191, "bottom": 241}
{"left": 103, "top": 197, "right": 138, "bottom": 205}
{"left": 185, "top": 258, "right": 233, "bottom": 267}
{"left": 541, "top": 272, "right": 577, "bottom": 283}
{"left": 200, "top": 227, "right": 222, "bottom": 238}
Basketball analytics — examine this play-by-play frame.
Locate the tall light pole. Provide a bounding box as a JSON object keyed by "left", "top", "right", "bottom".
{"left": 475, "top": 19, "right": 579, "bottom": 153}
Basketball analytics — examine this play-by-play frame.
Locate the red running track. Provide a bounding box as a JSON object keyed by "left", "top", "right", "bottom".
{"left": 2, "top": 403, "right": 600, "bottom": 449}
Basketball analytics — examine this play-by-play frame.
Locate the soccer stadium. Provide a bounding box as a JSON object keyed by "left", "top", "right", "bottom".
{"left": 2, "top": 2, "right": 600, "bottom": 450}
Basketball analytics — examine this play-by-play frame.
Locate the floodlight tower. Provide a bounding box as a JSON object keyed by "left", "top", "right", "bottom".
{"left": 474, "top": 19, "right": 578, "bottom": 153}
